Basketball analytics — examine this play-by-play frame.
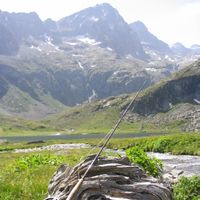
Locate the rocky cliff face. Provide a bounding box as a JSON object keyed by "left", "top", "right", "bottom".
{"left": 134, "top": 75, "right": 200, "bottom": 115}
{"left": 133, "top": 60, "right": 200, "bottom": 114}
{"left": 129, "top": 60, "right": 200, "bottom": 131}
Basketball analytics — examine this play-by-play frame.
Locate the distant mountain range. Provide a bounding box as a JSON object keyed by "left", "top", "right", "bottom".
{"left": 0, "top": 3, "right": 199, "bottom": 119}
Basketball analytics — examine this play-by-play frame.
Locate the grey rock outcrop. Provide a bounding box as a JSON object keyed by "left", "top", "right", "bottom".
{"left": 45, "top": 156, "right": 172, "bottom": 200}
{"left": 132, "top": 61, "right": 200, "bottom": 116}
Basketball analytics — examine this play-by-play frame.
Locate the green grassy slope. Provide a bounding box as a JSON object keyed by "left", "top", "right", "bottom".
{"left": 0, "top": 114, "right": 54, "bottom": 136}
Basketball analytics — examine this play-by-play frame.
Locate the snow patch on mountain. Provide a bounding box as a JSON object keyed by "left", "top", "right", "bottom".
{"left": 77, "top": 36, "right": 101, "bottom": 45}
{"left": 45, "top": 36, "right": 54, "bottom": 46}
{"left": 141, "top": 41, "right": 150, "bottom": 45}
{"left": 54, "top": 46, "right": 64, "bottom": 52}
{"left": 90, "top": 16, "right": 99, "bottom": 22}
{"left": 106, "top": 47, "right": 113, "bottom": 51}
{"left": 88, "top": 90, "right": 98, "bottom": 102}
{"left": 30, "top": 45, "right": 42, "bottom": 52}
{"left": 77, "top": 61, "right": 84, "bottom": 69}
{"left": 145, "top": 67, "right": 157, "bottom": 72}
{"left": 72, "top": 54, "right": 85, "bottom": 57}
{"left": 126, "top": 54, "right": 133, "bottom": 59}
{"left": 66, "top": 42, "right": 78, "bottom": 46}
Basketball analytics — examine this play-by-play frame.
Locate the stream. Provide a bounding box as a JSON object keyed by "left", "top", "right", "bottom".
{"left": 108, "top": 149, "right": 200, "bottom": 179}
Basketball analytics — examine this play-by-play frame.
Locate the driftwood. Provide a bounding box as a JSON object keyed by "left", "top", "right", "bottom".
{"left": 45, "top": 156, "right": 172, "bottom": 200}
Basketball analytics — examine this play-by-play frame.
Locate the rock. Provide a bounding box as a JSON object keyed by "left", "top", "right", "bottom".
{"left": 45, "top": 156, "right": 172, "bottom": 200}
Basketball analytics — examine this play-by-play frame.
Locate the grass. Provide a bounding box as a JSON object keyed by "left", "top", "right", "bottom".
{"left": 0, "top": 102, "right": 196, "bottom": 138}
{"left": 43, "top": 95, "right": 191, "bottom": 135}
{"left": 0, "top": 132, "right": 199, "bottom": 199}
{"left": 105, "top": 133, "right": 200, "bottom": 155}
{"left": 0, "top": 113, "right": 58, "bottom": 136}
{"left": 173, "top": 176, "right": 200, "bottom": 200}
{"left": 1, "top": 132, "right": 199, "bottom": 155}
{"left": 0, "top": 96, "right": 167, "bottom": 136}
{"left": 0, "top": 148, "right": 97, "bottom": 200}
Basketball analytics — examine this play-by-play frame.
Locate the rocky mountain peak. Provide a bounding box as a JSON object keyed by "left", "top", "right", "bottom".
{"left": 130, "top": 20, "right": 148, "bottom": 32}
{"left": 0, "top": 11, "right": 45, "bottom": 40}
{"left": 58, "top": 3, "right": 147, "bottom": 59}
{"left": 171, "top": 42, "right": 190, "bottom": 56}
{"left": 191, "top": 44, "right": 200, "bottom": 49}
{"left": 171, "top": 42, "right": 186, "bottom": 48}
{"left": 59, "top": 3, "right": 123, "bottom": 27}
{"left": 130, "top": 21, "right": 170, "bottom": 54}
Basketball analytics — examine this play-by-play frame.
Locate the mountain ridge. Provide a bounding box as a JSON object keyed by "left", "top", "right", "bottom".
{"left": 0, "top": 3, "right": 199, "bottom": 120}
{"left": 47, "top": 59, "right": 200, "bottom": 133}
{"left": 129, "top": 21, "right": 171, "bottom": 54}
{"left": 58, "top": 3, "right": 147, "bottom": 59}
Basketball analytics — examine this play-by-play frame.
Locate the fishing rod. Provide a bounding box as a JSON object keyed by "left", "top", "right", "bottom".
{"left": 66, "top": 80, "right": 147, "bottom": 200}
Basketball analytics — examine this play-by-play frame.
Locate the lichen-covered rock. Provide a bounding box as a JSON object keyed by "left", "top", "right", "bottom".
{"left": 45, "top": 156, "right": 172, "bottom": 200}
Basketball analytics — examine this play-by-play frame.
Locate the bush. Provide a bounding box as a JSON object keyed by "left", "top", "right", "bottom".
{"left": 173, "top": 176, "right": 200, "bottom": 200}
{"left": 126, "top": 146, "right": 163, "bottom": 177}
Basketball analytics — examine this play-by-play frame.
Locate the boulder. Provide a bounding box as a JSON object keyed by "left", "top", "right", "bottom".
{"left": 45, "top": 156, "right": 172, "bottom": 200}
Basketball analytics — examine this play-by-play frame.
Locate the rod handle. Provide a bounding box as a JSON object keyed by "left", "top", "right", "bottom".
{"left": 66, "top": 178, "right": 84, "bottom": 200}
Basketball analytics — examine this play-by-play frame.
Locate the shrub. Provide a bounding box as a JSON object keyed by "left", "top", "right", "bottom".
{"left": 173, "top": 176, "right": 200, "bottom": 200}
{"left": 126, "top": 146, "right": 163, "bottom": 177}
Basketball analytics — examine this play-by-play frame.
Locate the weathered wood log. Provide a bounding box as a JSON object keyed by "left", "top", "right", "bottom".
{"left": 45, "top": 156, "right": 172, "bottom": 200}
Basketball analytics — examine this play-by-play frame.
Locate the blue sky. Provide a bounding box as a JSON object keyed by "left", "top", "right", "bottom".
{"left": 0, "top": 0, "right": 199, "bottom": 47}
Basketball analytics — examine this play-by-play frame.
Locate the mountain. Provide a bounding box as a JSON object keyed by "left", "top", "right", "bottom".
{"left": 0, "top": 39, "right": 154, "bottom": 119}
{"left": 0, "top": 23, "right": 19, "bottom": 55}
{"left": 171, "top": 42, "right": 190, "bottom": 56}
{"left": 58, "top": 3, "right": 147, "bottom": 59}
{"left": 132, "top": 60, "right": 200, "bottom": 114}
{"left": 0, "top": 4, "right": 167, "bottom": 119}
{"left": 191, "top": 44, "right": 200, "bottom": 55}
{"left": 130, "top": 21, "right": 200, "bottom": 68}
{"left": 0, "top": 11, "right": 45, "bottom": 40}
{"left": 0, "top": 3, "right": 199, "bottom": 120}
{"left": 48, "top": 59, "right": 200, "bottom": 133}
{"left": 129, "top": 21, "right": 170, "bottom": 54}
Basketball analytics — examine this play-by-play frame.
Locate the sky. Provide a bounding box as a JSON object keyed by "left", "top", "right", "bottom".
{"left": 0, "top": 0, "right": 199, "bottom": 47}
